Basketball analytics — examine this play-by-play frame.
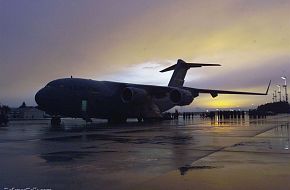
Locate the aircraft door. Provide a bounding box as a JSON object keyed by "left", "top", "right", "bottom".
{"left": 81, "top": 100, "right": 88, "bottom": 112}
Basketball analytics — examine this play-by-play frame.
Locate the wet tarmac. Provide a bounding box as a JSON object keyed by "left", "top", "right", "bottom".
{"left": 0, "top": 115, "right": 290, "bottom": 190}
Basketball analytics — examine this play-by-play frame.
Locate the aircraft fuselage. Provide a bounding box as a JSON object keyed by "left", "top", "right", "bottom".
{"left": 35, "top": 78, "right": 176, "bottom": 121}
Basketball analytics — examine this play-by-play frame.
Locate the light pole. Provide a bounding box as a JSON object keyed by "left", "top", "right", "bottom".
{"left": 277, "top": 85, "right": 282, "bottom": 102}
{"left": 274, "top": 90, "right": 277, "bottom": 102}
{"left": 281, "top": 76, "right": 288, "bottom": 103}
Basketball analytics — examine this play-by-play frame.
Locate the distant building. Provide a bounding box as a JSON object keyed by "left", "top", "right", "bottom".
{"left": 8, "top": 102, "right": 46, "bottom": 120}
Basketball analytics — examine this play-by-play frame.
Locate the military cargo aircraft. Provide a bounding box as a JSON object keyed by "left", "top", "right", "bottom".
{"left": 35, "top": 59, "right": 270, "bottom": 125}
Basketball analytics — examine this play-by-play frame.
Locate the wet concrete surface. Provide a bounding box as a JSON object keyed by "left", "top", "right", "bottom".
{"left": 0, "top": 115, "right": 290, "bottom": 189}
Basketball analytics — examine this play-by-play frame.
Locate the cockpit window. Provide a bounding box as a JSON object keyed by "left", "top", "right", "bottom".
{"left": 46, "top": 80, "right": 63, "bottom": 88}
{"left": 46, "top": 82, "right": 54, "bottom": 87}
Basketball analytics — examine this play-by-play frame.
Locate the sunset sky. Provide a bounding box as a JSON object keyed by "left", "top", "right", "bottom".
{"left": 1, "top": 0, "right": 290, "bottom": 110}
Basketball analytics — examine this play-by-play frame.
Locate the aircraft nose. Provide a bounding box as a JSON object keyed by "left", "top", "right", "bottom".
{"left": 35, "top": 88, "right": 46, "bottom": 107}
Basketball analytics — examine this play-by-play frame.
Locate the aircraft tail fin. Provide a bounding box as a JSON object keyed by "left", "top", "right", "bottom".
{"left": 160, "top": 59, "right": 220, "bottom": 87}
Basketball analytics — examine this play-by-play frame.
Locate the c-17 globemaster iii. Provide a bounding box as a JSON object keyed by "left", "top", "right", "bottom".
{"left": 35, "top": 59, "right": 270, "bottom": 125}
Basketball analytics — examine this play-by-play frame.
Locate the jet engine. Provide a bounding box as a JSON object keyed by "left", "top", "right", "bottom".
{"left": 121, "top": 87, "right": 148, "bottom": 104}
{"left": 169, "top": 89, "right": 193, "bottom": 106}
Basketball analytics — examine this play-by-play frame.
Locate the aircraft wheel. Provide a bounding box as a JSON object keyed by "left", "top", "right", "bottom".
{"left": 85, "top": 117, "right": 92, "bottom": 123}
{"left": 51, "top": 117, "right": 61, "bottom": 126}
{"left": 137, "top": 117, "right": 143, "bottom": 122}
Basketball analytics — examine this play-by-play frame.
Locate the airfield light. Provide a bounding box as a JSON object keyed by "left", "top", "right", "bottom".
{"left": 281, "top": 76, "right": 288, "bottom": 103}
{"left": 274, "top": 90, "right": 277, "bottom": 102}
{"left": 277, "top": 85, "right": 282, "bottom": 102}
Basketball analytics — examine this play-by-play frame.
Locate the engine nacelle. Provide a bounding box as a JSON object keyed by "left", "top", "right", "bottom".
{"left": 121, "top": 87, "right": 148, "bottom": 104}
{"left": 169, "top": 89, "right": 193, "bottom": 106}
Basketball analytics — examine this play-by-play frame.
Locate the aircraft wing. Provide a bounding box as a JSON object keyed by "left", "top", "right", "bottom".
{"left": 183, "top": 80, "right": 271, "bottom": 98}
{"left": 127, "top": 80, "right": 271, "bottom": 99}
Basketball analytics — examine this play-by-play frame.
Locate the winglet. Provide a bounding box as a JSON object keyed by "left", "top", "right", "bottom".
{"left": 265, "top": 80, "right": 271, "bottom": 95}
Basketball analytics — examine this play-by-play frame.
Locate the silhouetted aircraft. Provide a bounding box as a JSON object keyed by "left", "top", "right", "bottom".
{"left": 35, "top": 59, "right": 270, "bottom": 125}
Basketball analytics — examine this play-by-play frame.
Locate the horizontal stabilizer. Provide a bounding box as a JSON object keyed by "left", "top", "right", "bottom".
{"left": 160, "top": 59, "right": 220, "bottom": 73}
{"left": 160, "top": 59, "right": 220, "bottom": 87}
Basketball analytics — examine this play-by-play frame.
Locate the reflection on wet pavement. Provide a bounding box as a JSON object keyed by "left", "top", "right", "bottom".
{"left": 0, "top": 115, "right": 289, "bottom": 189}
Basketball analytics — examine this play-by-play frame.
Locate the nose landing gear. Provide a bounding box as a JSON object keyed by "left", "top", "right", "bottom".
{"left": 51, "top": 116, "right": 61, "bottom": 127}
